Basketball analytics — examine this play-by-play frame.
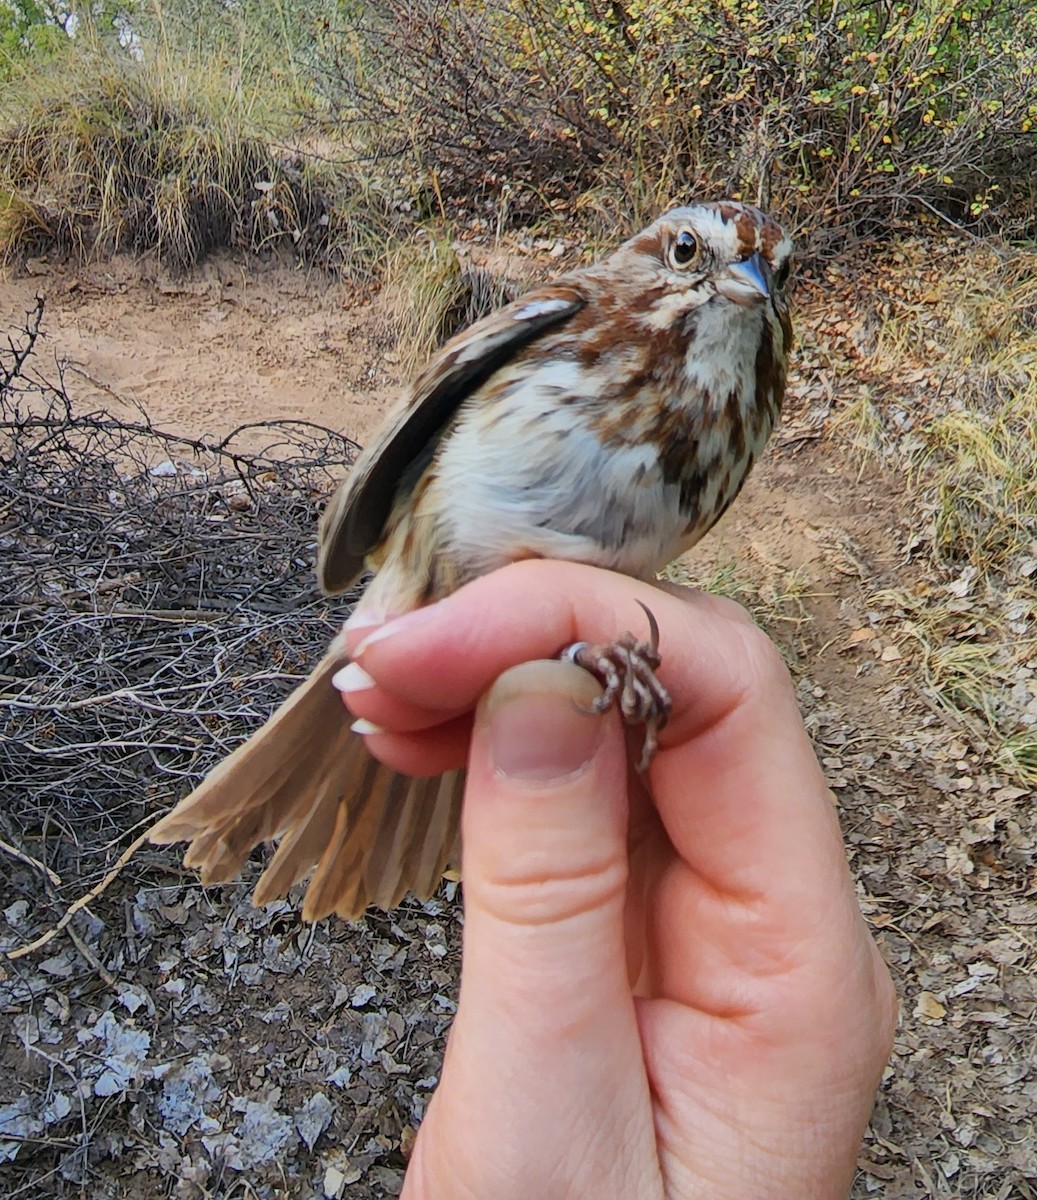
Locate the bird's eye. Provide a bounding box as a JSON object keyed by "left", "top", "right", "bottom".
{"left": 669, "top": 230, "right": 700, "bottom": 270}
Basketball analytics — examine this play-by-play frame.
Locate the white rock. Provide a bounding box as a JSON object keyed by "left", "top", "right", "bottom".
{"left": 323, "top": 1166, "right": 346, "bottom": 1198}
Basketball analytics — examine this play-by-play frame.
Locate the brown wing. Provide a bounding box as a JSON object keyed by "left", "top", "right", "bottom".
{"left": 317, "top": 282, "right": 587, "bottom": 593}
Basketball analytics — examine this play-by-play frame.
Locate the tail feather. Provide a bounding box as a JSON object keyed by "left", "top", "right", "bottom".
{"left": 302, "top": 746, "right": 394, "bottom": 918}
{"left": 150, "top": 650, "right": 350, "bottom": 843}
{"left": 251, "top": 781, "right": 343, "bottom": 904}
{"left": 373, "top": 769, "right": 463, "bottom": 908}
{"left": 149, "top": 649, "right": 464, "bottom": 920}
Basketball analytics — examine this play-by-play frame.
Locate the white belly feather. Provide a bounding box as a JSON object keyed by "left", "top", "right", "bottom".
{"left": 424, "top": 365, "right": 691, "bottom": 581}
{"left": 416, "top": 297, "right": 775, "bottom": 583}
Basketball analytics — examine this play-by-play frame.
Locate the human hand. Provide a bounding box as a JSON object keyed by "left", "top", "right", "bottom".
{"left": 340, "top": 560, "right": 897, "bottom": 1200}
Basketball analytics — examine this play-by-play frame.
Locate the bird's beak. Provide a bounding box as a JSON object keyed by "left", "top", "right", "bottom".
{"left": 717, "top": 253, "right": 770, "bottom": 305}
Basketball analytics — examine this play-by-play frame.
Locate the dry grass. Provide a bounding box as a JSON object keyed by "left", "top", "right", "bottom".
{"left": 0, "top": 31, "right": 395, "bottom": 271}
{"left": 879, "top": 245, "right": 1037, "bottom": 582}
{"left": 380, "top": 229, "right": 515, "bottom": 371}
{"left": 830, "top": 239, "right": 1037, "bottom": 786}
{"left": 662, "top": 557, "right": 824, "bottom": 655}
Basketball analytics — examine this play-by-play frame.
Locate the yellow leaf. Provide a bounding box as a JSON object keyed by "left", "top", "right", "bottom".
{"left": 915, "top": 992, "right": 946, "bottom": 1021}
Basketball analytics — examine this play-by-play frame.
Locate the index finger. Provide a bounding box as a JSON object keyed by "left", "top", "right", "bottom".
{"left": 350, "top": 560, "right": 843, "bottom": 905}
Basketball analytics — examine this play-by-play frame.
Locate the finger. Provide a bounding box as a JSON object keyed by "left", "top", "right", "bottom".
{"left": 331, "top": 661, "right": 467, "bottom": 732}
{"left": 348, "top": 560, "right": 741, "bottom": 744}
{"left": 352, "top": 560, "right": 840, "bottom": 909}
{"left": 430, "top": 659, "right": 658, "bottom": 1192}
{"left": 651, "top": 616, "right": 844, "bottom": 898}
{"left": 352, "top": 712, "right": 472, "bottom": 777}
{"left": 642, "top": 624, "right": 861, "bottom": 1009}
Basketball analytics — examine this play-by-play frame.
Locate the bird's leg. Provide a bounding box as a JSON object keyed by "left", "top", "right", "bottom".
{"left": 559, "top": 602, "right": 671, "bottom": 772}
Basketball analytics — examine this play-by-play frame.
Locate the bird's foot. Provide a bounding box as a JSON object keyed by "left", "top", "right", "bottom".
{"left": 560, "top": 602, "right": 671, "bottom": 772}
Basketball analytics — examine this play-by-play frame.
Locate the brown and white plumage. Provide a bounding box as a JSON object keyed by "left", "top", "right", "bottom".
{"left": 149, "top": 201, "right": 794, "bottom": 920}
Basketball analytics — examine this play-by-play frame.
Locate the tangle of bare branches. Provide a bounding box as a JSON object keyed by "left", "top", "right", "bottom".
{"left": 0, "top": 299, "right": 361, "bottom": 937}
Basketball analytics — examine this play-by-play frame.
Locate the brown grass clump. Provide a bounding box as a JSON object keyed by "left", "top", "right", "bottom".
{"left": 0, "top": 32, "right": 392, "bottom": 270}
{"left": 380, "top": 230, "right": 517, "bottom": 372}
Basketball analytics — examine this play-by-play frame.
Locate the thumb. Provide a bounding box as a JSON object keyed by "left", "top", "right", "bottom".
{"left": 459, "top": 658, "right": 633, "bottom": 1025}
{"left": 413, "top": 663, "right": 654, "bottom": 1197}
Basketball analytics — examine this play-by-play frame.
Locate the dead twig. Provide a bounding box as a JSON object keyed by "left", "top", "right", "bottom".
{"left": 0, "top": 299, "right": 362, "bottom": 952}
{"left": 5, "top": 831, "right": 150, "bottom": 960}
{"left": 0, "top": 837, "right": 61, "bottom": 886}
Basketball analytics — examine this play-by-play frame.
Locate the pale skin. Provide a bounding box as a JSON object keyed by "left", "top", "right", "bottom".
{"left": 336, "top": 560, "right": 898, "bottom": 1200}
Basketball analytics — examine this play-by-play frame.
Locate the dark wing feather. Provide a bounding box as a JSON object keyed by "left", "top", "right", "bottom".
{"left": 317, "top": 283, "right": 586, "bottom": 593}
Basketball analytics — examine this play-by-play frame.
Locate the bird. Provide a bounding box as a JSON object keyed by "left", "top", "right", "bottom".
{"left": 149, "top": 200, "right": 794, "bottom": 921}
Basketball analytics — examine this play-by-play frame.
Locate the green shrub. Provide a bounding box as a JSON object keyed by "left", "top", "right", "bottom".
{"left": 317, "top": 0, "right": 1037, "bottom": 248}
{"left": 2, "top": 1, "right": 1032, "bottom": 264}
{"left": 0, "top": 0, "right": 66, "bottom": 80}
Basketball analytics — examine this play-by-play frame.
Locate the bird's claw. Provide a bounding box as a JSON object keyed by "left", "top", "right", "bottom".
{"left": 561, "top": 602, "right": 671, "bottom": 772}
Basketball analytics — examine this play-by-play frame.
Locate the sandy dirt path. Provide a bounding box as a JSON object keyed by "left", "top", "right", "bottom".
{"left": 1, "top": 256, "right": 397, "bottom": 447}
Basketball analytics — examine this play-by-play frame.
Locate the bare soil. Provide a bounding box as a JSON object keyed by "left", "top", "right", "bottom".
{"left": 0, "top": 256, "right": 397, "bottom": 446}
{"left": 2, "top": 252, "right": 1034, "bottom": 1199}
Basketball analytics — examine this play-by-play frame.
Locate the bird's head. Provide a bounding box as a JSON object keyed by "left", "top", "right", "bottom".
{"left": 616, "top": 200, "right": 792, "bottom": 343}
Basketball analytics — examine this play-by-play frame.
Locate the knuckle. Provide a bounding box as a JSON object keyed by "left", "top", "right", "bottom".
{"left": 738, "top": 620, "right": 790, "bottom": 688}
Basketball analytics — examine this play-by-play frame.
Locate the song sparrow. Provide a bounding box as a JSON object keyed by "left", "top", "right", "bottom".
{"left": 150, "top": 201, "right": 794, "bottom": 920}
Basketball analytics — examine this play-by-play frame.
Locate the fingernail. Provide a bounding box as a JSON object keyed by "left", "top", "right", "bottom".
{"left": 343, "top": 608, "right": 382, "bottom": 633}
{"left": 351, "top": 718, "right": 385, "bottom": 736}
{"left": 483, "top": 661, "right": 605, "bottom": 783}
{"left": 331, "top": 662, "right": 376, "bottom": 693}
{"left": 353, "top": 604, "right": 441, "bottom": 657}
